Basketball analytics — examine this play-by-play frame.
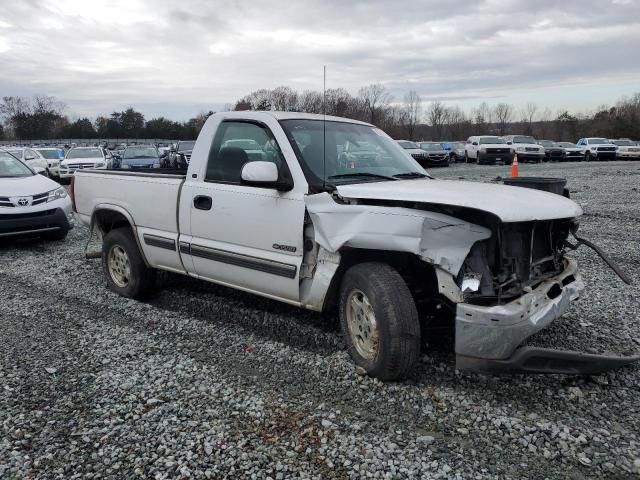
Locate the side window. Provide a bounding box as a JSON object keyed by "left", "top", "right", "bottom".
{"left": 205, "top": 121, "right": 288, "bottom": 185}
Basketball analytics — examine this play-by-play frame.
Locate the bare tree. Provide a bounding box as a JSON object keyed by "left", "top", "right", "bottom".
{"left": 426, "top": 100, "right": 447, "bottom": 139}
{"left": 473, "top": 102, "right": 493, "bottom": 132}
{"left": 400, "top": 90, "right": 421, "bottom": 140}
{"left": 297, "top": 90, "right": 324, "bottom": 114}
{"left": 494, "top": 103, "right": 514, "bottom": 135}
{"left": 358, "top": 83, "right": 392, "bottom": 124}
{"left": 270, "top": 86, "right": 298, "bottom": 111}
{"left": 444, "top": 105, "right": 468, "bottom": 140}
{"left": 536, "top": 107, "right": 553, "bottom": 138}
{"left": 521, "top": 102, "right": 537, "bottom": 134}
{"left": 0, "top": 96, "right": 30, "bottom": 121}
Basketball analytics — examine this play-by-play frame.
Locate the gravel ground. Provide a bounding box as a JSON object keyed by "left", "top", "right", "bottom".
{"left": 1, "top": 160, "right": 639, "bottom": 479}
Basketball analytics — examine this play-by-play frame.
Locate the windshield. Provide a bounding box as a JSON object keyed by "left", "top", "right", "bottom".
{"left": 67, "top": 148, "right": 102, "bottom": 159}
{"left": 280, "top": 119, "right": 428, "bottom": 188}
{"left": 479, "top": 137, "right": 505, "bottom": 145}
{"left": 177, "top": 141, "right": 195, "bottom": 151}
{"left": 397, "top": 140, "right": 418, "bottom": 149}
{"left": 512, "top": 136, "right": 536, "bottom": 144}
{"left": 538, "top": 140, "right": 555, "bottom": 147}
{"left": 613, "top": 140, "right": 633, "bottom": 146}
{"left": 37, "top": 149, "right": 64, "bottom": 159}
{"left": 419, "top": 143, "right": 444, "bottom": 151}
{"left": 123, "top": 146, "right": 158, "bottom": 159}
{"left": 588, "top": 138, "right": 608, "bottom": 144}
{"left": 6, "top": 150, "right": 23, "bottom": 158}
{"left": 0, "top": 151, "right": 33, "bottom": 177}
{"left": 451, "top": 142, "right": 465, "bottom": 149}
{"left": 558, "top": 142, "right": 576, "bottom": 148}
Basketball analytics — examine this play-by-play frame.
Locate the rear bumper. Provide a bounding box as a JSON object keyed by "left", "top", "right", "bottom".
{"left": 0, "top": 207, "right": 74, "bottom": 238}
{"left": 455, "top": 259, "right": 583, "bottom": 361}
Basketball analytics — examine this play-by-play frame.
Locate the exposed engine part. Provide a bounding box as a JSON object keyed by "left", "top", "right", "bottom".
{"left": 565, "top": 232, "right": 633, "bottom": 285}
{"left": 460, "top": 219, "right": 573, "bottom": 304}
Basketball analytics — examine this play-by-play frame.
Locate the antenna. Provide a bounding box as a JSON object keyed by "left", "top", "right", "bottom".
{"left": 322, "top": 65, "right": 326, "bottom": 191}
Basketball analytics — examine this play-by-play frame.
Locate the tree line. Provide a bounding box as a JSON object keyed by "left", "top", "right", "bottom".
{"left": 0, "top": 95, "right": 212, "bottom": 141}
{"left": 1, "top": 87, "right": 639, "bottom": 142}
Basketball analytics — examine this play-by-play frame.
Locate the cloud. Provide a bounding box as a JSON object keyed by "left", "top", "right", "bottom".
{"left": 0, "top": 0, "right": 638, "bottom": 120}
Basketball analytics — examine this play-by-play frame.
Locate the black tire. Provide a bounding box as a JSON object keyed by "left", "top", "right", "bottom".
{"left": 464, "top": 152, "right": 469, "bottom": 163}
{"left": 339, "top": 262, "right": 420, "bottom": 381}
{"left": 585, "top": 152, "right": 592, "bottom": 162}
{"left": 102, "top": 227, "right": 155, "bottom": 299}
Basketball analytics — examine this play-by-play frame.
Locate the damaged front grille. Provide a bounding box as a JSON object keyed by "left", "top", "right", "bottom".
{"left": 461, "top": 219, "right": 572, "bottom": 304}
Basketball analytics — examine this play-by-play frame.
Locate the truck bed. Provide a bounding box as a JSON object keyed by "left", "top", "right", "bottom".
{"left": 74, "top": 169, "right": 185, "bottom": 234}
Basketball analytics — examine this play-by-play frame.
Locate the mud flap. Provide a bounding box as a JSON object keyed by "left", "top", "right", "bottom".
{"left": 457, "top": 347, "right": 640, "bottom": 375}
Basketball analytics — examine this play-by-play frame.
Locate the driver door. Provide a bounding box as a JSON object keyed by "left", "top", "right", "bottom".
{"left": 181, "top": 120, "right": 306, "bottom": 302}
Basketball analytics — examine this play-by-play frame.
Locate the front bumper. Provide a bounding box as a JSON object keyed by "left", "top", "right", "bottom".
{"left": 592, "top": 151, "right": 617, "bottom": 160}
{"left": 617, "top": 151, "right": 640, "bottom": 159}
{"left": 59, "top": 165, "right": 106, "bottom": 178}
{"left": 514, "top": 152, "right": 545, "bottom": 162}
{"left": 455, "top": 259, "right": 583, "bottom": 361}
{"left": 478, "top": 151, "right": 511, "bottom": 164}
{"left": 0, "top": 206, "right": 74, "bottom": 238}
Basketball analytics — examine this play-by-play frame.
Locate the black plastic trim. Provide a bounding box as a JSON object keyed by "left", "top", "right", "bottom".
{"left": 189, "top": 244, "right": 297, "bottom": 279}
{"left": 143, "top": 234, "right": 176, "bottom": 251}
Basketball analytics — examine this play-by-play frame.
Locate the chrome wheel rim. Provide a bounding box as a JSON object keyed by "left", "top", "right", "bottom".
{"left": 108, "top": 245, "right": 131, "bottom": 288}
{"left": 346, "top": 289, "right": 379, "bottom": 360}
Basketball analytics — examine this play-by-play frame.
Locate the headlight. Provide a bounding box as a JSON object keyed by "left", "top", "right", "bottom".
{"left": 516, "top": 146, "right": 526, "bottom": 152}
{"left": 47, "top": 187, "right": 67, "bottom": 202}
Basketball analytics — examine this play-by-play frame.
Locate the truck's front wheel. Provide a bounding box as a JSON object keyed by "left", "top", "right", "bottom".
{"left": 102, "top": 228, "right": 155, "bottom": 299}
{"left": 339, "top": 263, "right": 420, "bottom": 381}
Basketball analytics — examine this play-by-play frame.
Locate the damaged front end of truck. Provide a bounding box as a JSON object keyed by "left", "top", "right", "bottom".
{"left": 304, "top": 182, "right": 639, "bottom": 375}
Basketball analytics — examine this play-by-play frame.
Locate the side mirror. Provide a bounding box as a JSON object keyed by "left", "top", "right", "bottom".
{"left": 472, "top": 142, "right": 478, "bottom": 146}
{"left": 241, "top": 161, "right": 292, "bottom": 191}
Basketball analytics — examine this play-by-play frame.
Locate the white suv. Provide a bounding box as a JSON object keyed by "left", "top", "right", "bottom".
{"left": 464, "top": 136, "right": 512, "bottom": 165}
{"left": 576, "top": 138, "right": 617, "bottom": 161}
{"left": 501, "top": 135, "right": 545, "bottom": 163}
{"left": 60, "top": 147, "right": 109, "bottom": 181}
{"left": 2, "top": 147, "right": 50, "bottom": 175}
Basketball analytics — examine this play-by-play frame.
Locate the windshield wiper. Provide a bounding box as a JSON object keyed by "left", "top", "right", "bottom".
{"left": 328, "top": 173, "right": 397, "bottom": 181}
{"left": 392, "top": 172, "right": 429, "bottom": 179}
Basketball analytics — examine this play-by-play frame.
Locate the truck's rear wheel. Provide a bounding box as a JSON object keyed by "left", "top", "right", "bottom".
{"left": 339, "top": 263, "right": 420, "bottom": 381}
{"left": 102, "top": 228, "right": 155, "bottom": 299}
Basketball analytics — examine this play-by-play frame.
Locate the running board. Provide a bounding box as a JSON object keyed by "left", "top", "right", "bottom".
{"left": 457, "top": 347, "right": 640, "bottom": 375}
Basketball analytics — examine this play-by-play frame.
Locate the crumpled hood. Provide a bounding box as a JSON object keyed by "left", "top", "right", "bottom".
{"left": 0, "top": 174, "right": 59, "bottom": 197}
{"left": 336, "top": 178, "right": 583, "bottom": 222}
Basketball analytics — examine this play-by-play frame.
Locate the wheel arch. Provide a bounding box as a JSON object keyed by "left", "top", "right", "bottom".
{"left": 322, "top": 247, "right": 440, "bottom": 313}
{"left": 91, "top": 204, "right": 150, "bottom": 267}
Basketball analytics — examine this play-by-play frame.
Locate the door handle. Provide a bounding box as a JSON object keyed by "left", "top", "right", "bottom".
{"left": 193, "top": 195, "right": 212, "bottom": 210}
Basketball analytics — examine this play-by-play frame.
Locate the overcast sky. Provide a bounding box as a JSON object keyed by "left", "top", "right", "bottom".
{"left": 1, "top": 0, "right": 639, "bottom": 121}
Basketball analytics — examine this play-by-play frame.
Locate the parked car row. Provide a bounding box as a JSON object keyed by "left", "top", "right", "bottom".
{"left": 397, "top": 135, "right": 640, "bottom": 167}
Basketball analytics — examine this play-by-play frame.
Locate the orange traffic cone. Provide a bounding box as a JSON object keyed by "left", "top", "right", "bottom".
{"left": 511, "top": 154, "right": 519, "bottom": 177}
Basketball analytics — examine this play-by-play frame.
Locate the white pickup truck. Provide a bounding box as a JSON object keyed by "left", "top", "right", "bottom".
{"left": 71, "top": 111, "right": 638, "bottom": 380}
